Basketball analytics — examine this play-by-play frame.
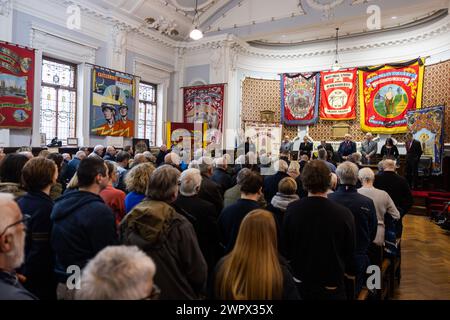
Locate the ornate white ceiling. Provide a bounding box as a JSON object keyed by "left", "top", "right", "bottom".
{"left": 76, "top": 0, "right": 450, "bottom": 43}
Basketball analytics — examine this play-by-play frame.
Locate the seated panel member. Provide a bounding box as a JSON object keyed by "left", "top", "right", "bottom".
{"left": 337, "top": 134, "right": 356, "bottom": 162}
{"left": 299, "top": 135, "right": 313, "bottom": 159}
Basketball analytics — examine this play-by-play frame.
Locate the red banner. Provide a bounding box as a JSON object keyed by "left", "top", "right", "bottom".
{"left": 183, "top": 84, "right": 224, "bottom": 133}
{"left": 0, "top": 41, "right": 35, "bottom": 128}
{"left": 320, "top": 69, "right": 356, "bottom": 120}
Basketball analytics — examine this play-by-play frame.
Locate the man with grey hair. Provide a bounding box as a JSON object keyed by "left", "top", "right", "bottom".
{"left": 132, "top": 153, "right": 148, "bottom": 167}
{"left": 337, "top": 134, "right": 356, "bottom": 162}
{"left": 358, "top": 168, "right": 400, "bottom": 246}
{"left": 361, "top": 133, "right": 378, "bottom": 164}
{"left": 164, "top": 152, "right": 181, "bottom": 171}
{"left": 103, "top": 146, "right": 116, "bottom": 161}
{"left": 0, "top": 193, "right": 36, "bottom": 300}
{"left": 93, "top": 145, "right": 105, "bottom": 158}
{"left": 264, "top": 159, "right": 289, "bottom": 203}
{"left": 328, "top": 161, "right": 377, "bottom": 295}
{"left": 211, "top": 157, "right": 233, "bottom": 194}
{"left": 174, "top": 168, "right": 220, "bottom": 272}
{"left": 121, "top": 165, "right": 207, "bottom": 299}
{"left": 75, "top": 246, "right": 157, "bottom": 300}
{"left": 197, "top": 156, "right": 223, "bottom": 213}
{"left": 62, "top": 150, "right": 86, "bottom": 184}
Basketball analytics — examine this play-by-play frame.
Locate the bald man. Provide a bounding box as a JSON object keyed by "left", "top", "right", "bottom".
{"left": 0, "top": 193, "right": 36, "bottom": 300}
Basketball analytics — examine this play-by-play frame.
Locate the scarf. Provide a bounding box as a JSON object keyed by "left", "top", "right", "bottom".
{"left": 271, "top": 193, "right": 299, "bottom": 212}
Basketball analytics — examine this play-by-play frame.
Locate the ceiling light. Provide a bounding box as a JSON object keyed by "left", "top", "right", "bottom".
{"left": 331, "top": 27, "right": 341, "bottom": 71}
{"left": 391, "top": 16, "right": 398, "bottom": 19}
{"left": 189, "top": 0, "right": 203, "bottom": 40}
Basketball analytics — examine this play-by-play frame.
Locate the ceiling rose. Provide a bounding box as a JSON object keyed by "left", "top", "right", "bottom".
{"left": 170, "top": 0, "right": 216, "bottom": 12}
{"left": 304, "top": 0, "right": 344, "bottom": 19}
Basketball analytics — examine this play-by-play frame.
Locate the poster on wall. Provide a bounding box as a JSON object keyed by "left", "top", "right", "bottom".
{"left": 244, "top": 122, "right": 282, "bottom": 157}
{"left": 90, "top": 66, "right": 136, "bottom": 137}
{"left": 281, "top": 72, "right": 320, "bottom": 125}
{"left": 359, "top": 58, "right": 425, "bottom": 134}
{"left": 407, "top": 106, "right": 445, "bottom": 175}
{"left": 183, "top": 84, "right": 225, "bottom": 138}
{"left": 166, "top": 122, "right": 206, "bottom": 160}
{"left": 0, "top": 41, "right": 35, "bottom": 129}
{"left": 320, "top": 69, "right": 357, "bottom": 120}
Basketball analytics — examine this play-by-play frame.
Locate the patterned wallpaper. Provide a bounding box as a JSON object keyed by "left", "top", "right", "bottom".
{"left": 241, "top": 60, "right": 450, "bottom": 142}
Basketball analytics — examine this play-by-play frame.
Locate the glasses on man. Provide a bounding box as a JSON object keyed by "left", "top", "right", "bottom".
{"left": 0, "top": 214, "right": 30, "bottom": 238}
{"left": 141, "top": 284, "right": 161, "bottom": 300}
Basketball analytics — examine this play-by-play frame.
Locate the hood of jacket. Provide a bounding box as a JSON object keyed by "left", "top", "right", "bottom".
{"left": 0, "top": 182, "right": 26, "bottom": 198}
{"left": 50, "top": 189, "right": 106, "bottom": 221}
{"left": 120, "top": 199, "right": 180, "bottom": 246}
{"left": 271, "top": 193, "right": 299, "bottom": 212}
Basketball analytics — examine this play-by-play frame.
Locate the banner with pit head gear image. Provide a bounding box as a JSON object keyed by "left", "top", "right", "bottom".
{"left": 90, "top": 66, "right": 136, "bottom": 137}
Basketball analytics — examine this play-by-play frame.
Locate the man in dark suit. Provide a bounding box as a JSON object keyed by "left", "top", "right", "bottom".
{"left": 318, "top": 140, "right": 336, "bottom": 162}
{"left": 405, "top": 132, "right": 422, "bottom": 189}
{"left": 174, "top": 168, "right": 221, "bottom": 273}
{"left": 263, "top": 159, "right": 290, "bottom": 203}
{"left": 198, "top": 156, "right": 224, "bottom": 214}
{"left": 299, "top": 135, "right": 313, "bottom": 159}
{"left": 337, "top": 134, "right": 356, "bottom": 162}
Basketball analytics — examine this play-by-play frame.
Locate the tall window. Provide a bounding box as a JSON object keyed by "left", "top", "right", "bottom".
{"left": 138, "top": 82, "right": 157, "bottom": 145}
{"left": 40, "top": 58, "right": 77, "bottom": 145}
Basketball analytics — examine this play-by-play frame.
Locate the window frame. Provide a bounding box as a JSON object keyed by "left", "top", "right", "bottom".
{"left": 40, "top": 56, "right": 78, "bottom": 145}
{"left": 138, "top": 81, "right": 158, "bottom": 146}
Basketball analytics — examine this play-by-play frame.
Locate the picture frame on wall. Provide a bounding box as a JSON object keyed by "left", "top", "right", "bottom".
{"left": 40, "top": 133, "right": 46, "bottom": 146}
{"left": 132, "top": 138, "right": 150, "bottom": 154}
{"left": 67, "top": 138, "right": 78, "bottom": 146}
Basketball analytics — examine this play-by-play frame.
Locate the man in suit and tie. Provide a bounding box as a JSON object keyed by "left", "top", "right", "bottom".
{"left": 337, "top": 134, "right": 356, "bottom": 162}
{"left": 361, "top": 133, "right": 378, "bottom": 164}
{"left": 405, "top": 132, "right": 422, "bottom": 189}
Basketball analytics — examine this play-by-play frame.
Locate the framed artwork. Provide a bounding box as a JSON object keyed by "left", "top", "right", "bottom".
{"left": 132, "top": 138, "right": 149, "bottom": 154}
{"left": 67, "top": 138, "right": 78, "bottom": 146}
{"left": 331, "top": 124, "right": 350, "bottom": 139}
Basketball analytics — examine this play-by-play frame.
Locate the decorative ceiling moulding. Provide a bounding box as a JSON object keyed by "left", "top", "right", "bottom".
{"left": 0, "top": 0, "right": 12, "bottom": 17}
{"left": 249, "top": 9, "right": 449, "bottom": 48}
{"left": 304, "top": 0, "right": 344, "bottom": 19}
{"left": 169, "top": 0, "right": 217, "bottom": 12}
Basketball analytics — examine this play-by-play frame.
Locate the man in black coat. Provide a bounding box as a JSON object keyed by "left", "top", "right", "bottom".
{"left": 218, "top": 170, "right": 263, "bottom": 253}
{"left": 282, "top": 160, "right": 355, "bottom": 300}
{"left": 211, "top": 157, "right": 234, "bottom": 195}
{"left": 405, "top": 132, "right": 423, "bottom": 189}
{"left": 328, "top": 161, "right": 377, "bottom": 296}
{"left": 174, "top": 168, "right": 221, "bottom": 273}
{"left": 263, "top": 159, "right": 290, "bottom": 203}
{"left": 374, "top": 159, "right": 413, "bottom": 237}
{"left": 156, "top": 144, "right": 169, "bottom": 167}
{"left": 198, "top": 156, "right": 224, "bottom": 214}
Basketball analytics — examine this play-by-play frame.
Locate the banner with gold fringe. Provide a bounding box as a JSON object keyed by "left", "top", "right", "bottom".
{"left": 359, "top": 58, "right": 425, "bottom": 133}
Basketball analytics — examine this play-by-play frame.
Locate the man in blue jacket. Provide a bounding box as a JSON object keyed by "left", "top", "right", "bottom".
{"left": 328, "top": 161, "right": 377, "bottom": 296}
{"left": 61, "top": 150, "right": 86, "bottom": 184}
{"left": 50, "top": 157, "right": 118, "bottom": 298}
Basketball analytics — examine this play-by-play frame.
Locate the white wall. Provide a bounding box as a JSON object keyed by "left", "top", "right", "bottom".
{"left": 1, "top": 0, "right": 176, "bottom": 147}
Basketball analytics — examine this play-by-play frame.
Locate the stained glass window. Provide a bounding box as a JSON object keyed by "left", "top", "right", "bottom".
{"left": 138, "top": 82, "right": 157, "bottom": 146}
{"left": 40, "top": 58, "right": 77, "bottom": 145}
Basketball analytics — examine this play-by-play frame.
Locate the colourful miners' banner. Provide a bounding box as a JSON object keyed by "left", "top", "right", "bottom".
{"left": 407, "top": 106, "right": 445, "bottom": 175}
{"left": 0, "top": 41, "right": 35, "bottom": 129}
{"left": 166, "top": 122, "right": 206, "bottom": 160}
{"left": 359, "top": 58, "right": 425, "bottom": 133}
{"left": 90, "top": 66, "right": 136, "bottom": 137}
{"left": 183, "top": 84, "right": 224, "bottom": 134}
{"left": 320, "top": 69, "right": 357, "bottom": 120}
{"left": 281, "top": 73, "right": 320, "bottom": 125}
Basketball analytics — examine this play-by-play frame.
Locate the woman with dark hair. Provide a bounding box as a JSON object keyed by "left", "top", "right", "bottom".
{"left": 380, "top": 138, "right": 399, "bottom": 160}
{"left": 47, "top": 153, "right": 65, "bottom": 199}
{"left": 0, "top": 153, "right": 29, "bottom": 197}
{"left": 17, "top": 157, "right": 59, "bottom": 299}
{"left": 213, "top": 209, "right": 299, "bottom": 300}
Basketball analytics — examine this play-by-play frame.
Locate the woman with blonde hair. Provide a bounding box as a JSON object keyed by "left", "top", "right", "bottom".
{"left": 213, "top": 209, "right": 299, "bottom": 300}
{"left": 287, "top": 161, "right": 300, "bottom": 179}
{"left": 124, "top": 162, "right": 155, "bottom": 213}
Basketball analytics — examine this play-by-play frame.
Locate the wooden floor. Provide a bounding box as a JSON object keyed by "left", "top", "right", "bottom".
{"left": 393, "top": 215, "right": 450, "bottom": 300}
